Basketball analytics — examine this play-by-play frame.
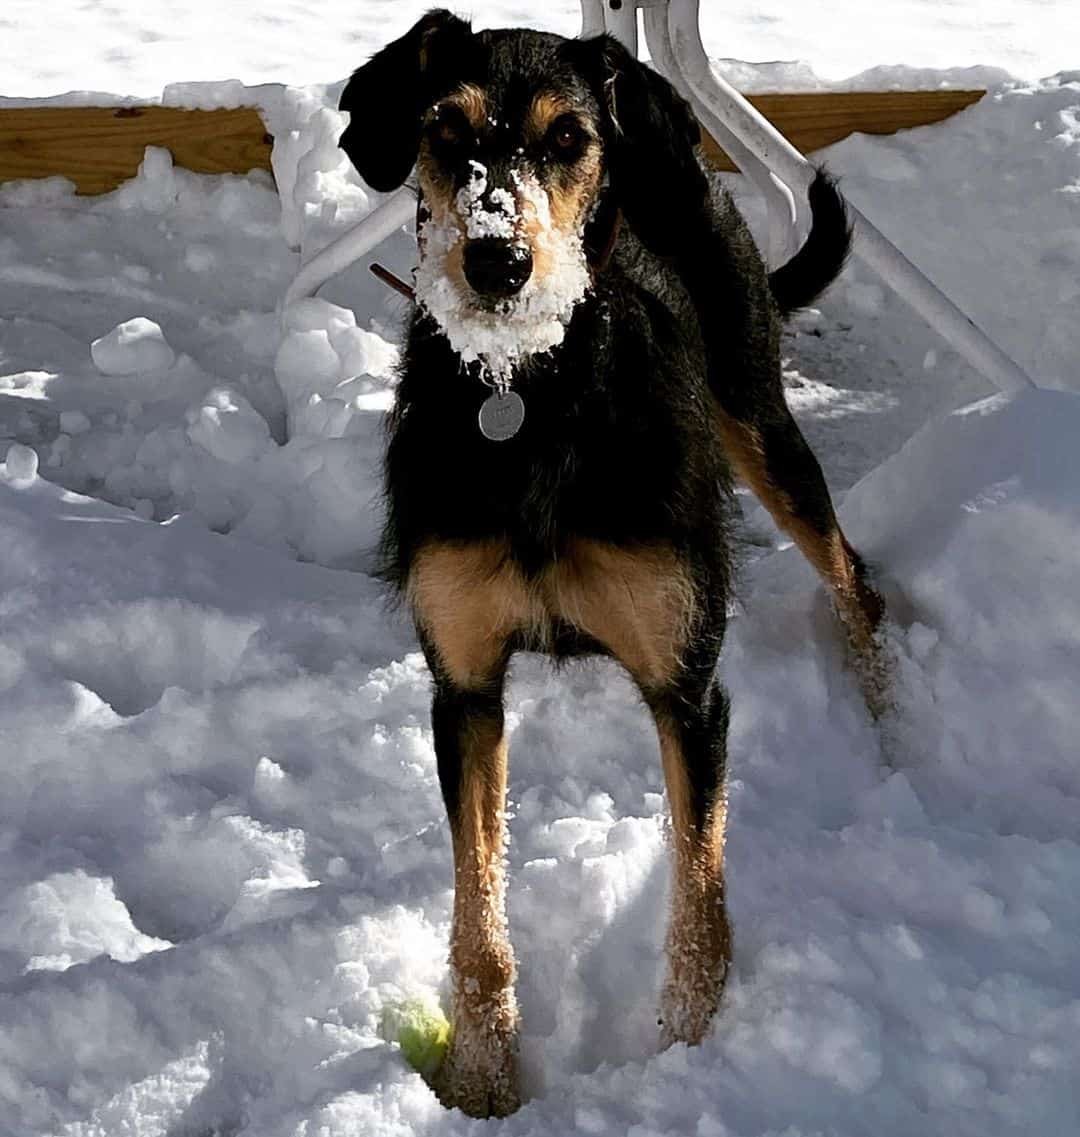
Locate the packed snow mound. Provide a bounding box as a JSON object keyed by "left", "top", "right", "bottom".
{"left": 91, "top": 316, "right": 176, "bottom": 376}
{"left": 4, "top": 441, "right": 39, "bottom": 482}
{"left": 0, "top": 870, "right": 170, "bottom": 973}
{"left": 735, "top": 387, "right": 1080, "bottom": 847}
{"left": 847, "top": 387, "right": 1080, "bottom": 554}
{"left": 0, "top": 110, "right": 402, "bottom": 566}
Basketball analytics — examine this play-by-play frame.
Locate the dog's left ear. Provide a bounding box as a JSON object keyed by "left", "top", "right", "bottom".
{"left": 566, "top": 35, "right": 710, "bottom": 256}
{"left": 339, "top": 10, "right": 473, "bottom": 192}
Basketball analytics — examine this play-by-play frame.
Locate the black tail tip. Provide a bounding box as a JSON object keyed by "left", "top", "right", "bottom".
{"left": 768, "top": 167, "right": 853, "bottom": 318}
{"left": 807, "top": 168, "right": 853, "bottom": 245}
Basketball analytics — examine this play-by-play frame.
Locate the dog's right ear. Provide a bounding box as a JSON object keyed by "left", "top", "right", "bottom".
{"left": 339, "top": 10, "right": 472, "bottom": 192}
{"left": 566, "top": 34, "right": 710, "bottom": 257}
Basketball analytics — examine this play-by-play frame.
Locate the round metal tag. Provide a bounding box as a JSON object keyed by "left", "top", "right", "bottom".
{"left": 478, "top": 390, "right": 525, "bottom": 441}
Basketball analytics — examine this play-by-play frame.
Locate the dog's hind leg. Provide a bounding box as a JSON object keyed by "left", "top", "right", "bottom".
{"left": 712, "top": 399, "right": 890, "bottom": 714}
{"left": 676, "top": 200, "right": 889, "bottom": 712}
{"left": 409, "top": 540, "right": 532, "bottom": 1118}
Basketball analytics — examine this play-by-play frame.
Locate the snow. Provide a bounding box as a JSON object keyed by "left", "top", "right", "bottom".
{"left": 0, "top": 870, "right": 171, "bottom": 973}
{"left": 91, "top": 316, "right": 177, "bottom": 376}
{"left": 414, "top": 163, "right": 592, "bottom": 382}
{"left": 3, "top": 1, "right": 1078, "bottom": 97}
{"left": 1, "top": 3, "right": 1079, "bottom": 1135}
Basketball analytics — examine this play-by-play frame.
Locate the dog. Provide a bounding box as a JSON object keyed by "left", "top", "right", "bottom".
{"left": 338, "top": 11, "right": 885, "bottom": 1118}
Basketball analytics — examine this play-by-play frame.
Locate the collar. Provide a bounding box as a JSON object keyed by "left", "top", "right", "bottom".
{"left": 583, "top": 193, "right": 622, "bottom": 278}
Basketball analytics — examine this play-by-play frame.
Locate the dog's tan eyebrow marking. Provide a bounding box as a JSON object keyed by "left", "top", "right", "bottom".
{"left": 439, "top": 83, "right": 488, "bottom": 130}
{"left": 526, "top": 91, "right": 582, "bottom": 141}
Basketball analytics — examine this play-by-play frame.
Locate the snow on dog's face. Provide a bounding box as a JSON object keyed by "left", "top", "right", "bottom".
{"left": 339, "top": 19, "right": 705, "bottom": 379}
{"left": 413, "top": 77, "right": 603, "bottom": 380}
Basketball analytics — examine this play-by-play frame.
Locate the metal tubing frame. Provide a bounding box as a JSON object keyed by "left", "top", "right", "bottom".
{"left": 284, "top": 0, "right": 1037, "bottom": 394}
{"left": 282, "top": 187, "right": 415, "bottom": 311}
{"left": 639, "top": 2, "right": 797, "bottom": 263}
{"left": 660, "top": 0, "right": 1034, "bottom": 392}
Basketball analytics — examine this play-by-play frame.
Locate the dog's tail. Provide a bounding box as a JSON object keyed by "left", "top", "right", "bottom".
{"left": 768, "top": 170, "right": 853, "bottom": 318}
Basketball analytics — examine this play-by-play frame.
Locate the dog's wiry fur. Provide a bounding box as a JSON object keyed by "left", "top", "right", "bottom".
{"left": 340, "top": 12, "right": 886, "bottom": 1118}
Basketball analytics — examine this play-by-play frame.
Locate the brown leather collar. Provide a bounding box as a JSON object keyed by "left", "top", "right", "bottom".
{"left": 583, "top": 194, "right": 622, "bottom": 278}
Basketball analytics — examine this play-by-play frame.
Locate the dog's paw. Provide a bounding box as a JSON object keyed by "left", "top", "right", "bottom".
{"left": 834, "top": 571, "right": 897, "bottom": 719}
{"left": 851, "top": 628, "right": 898, "bottom": 721}
{"left": 431, "top": 1011, "right": 521, "bottom": 1118}
{"left": 657, "top": 975, "right": 725, "bottom": 1050}
{"left": 657, "top": 951, "right": 728, "bottom": 1050}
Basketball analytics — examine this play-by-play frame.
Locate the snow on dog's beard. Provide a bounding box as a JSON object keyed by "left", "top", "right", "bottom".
{"left": 414, "top": 161, "right": 591, "bottom": 383}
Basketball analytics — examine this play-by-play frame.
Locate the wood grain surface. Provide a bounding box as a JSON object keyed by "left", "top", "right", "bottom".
{"left": 0, "top": 106, "right": 273, "bottom": 195}
{"left": 700, "top": 89, "right": 985, "bottom": 171}
{"left": 0, "top": 90, "right": 984, "bottom": 195}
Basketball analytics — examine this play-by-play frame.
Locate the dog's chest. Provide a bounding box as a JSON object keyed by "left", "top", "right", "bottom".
{"left": 386, "top": 290, "right": 722, "bottom": 561}
{"left": 397, "top": 359, "right": 656, "bottom": 494}
{"left": 392, "top": 382, "right": 696, "bottom": 568}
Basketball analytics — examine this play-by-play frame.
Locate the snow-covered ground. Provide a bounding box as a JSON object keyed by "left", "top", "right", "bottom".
{"left": 1, "top": 4, "right": 1079, "bottom": 1135}
{"left": 4, "top": 0, "right": 1079, "bottom": 96}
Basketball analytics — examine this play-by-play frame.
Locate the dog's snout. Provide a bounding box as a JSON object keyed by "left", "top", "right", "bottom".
{"left": 463, "top": 239, "right": 533, "bottom": 298}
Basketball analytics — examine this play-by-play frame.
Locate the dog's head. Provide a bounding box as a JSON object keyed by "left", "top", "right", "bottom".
{"left": 339, "top": 12, "right": 708, "bottom": 375}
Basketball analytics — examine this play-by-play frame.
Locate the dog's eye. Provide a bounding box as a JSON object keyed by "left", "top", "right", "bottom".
{"left": 547, "top": 116, "right": 585, "bottom": 158}
{"left": 430, "top": 106, "right": 473, "bottom": 154}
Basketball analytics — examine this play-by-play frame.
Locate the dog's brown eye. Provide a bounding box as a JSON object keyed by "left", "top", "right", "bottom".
{"left": 548, "top": 116, "right": 584, "bottom": 157}
{"left": 430, "top": 107, "right": 473, "bottom": 153}
{"left": 437, "top": 119, "right": 462, "bottom": 145}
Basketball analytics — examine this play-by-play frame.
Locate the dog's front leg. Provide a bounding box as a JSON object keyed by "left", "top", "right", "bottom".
{"left": 430, "top": 679, "right": 520, "bottom": 1119}
{"left": 409, "top": 540, "right": 527, "bottom": 1117}
{"left": 651, "top": 679, "right": 732, "bottom": 1049}
{"left": 545, "top": 540, "right": 733, "bottom": 1048}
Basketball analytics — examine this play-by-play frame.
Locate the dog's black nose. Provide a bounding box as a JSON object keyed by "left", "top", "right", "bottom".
{"left": 463, "top": 239, "right": 533, "bottom": 299}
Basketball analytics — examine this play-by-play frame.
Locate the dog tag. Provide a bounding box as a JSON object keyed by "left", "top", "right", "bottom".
{"left": 478, "top": 390, "right": 525, "bottom": 441}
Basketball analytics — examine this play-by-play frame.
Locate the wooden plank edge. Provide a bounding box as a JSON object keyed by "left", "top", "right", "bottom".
{"left": 0, "top": 106, "right": 274, "bottom": 196}
{"left": 0, "top": 90, "right": 985, "bottom": 194}
{"left": 701, "top": 88, "right": 985, "bottom": 172}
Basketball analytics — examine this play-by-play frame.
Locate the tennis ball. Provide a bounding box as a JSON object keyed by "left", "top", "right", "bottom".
{"left": 381, "top": 996, "right": 451, "bottom": 1079}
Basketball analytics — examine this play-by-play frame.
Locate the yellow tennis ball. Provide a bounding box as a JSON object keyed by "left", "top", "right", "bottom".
{"left": 382, "top": 997, "right": 451, "bottom": 1079}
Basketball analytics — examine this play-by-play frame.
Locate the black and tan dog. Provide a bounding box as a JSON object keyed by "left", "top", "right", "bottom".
{"left": 339, "top": 10, "right": 885, "bottom": 1118}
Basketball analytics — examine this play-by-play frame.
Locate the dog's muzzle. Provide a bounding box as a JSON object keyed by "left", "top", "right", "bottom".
{"left": 463, "top": 239, "right": 533, "bottom": 299}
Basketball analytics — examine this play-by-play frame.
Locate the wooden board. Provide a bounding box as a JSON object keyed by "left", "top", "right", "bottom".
{"left": 701, "top": 89, "right": 985, "bottom": 171}
{"left": 0, "top": 106, "right": 273, "bottom": 195}
{"left": 0, "top": 90, "right": 984, "bottom": 195}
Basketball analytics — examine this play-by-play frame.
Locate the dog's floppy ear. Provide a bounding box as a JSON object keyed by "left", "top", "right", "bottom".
{"left": 568, "top": 35, "right": 709, "bottom": 256}
{"left": 339, "top": 10, "right": 472, "bottom": 192}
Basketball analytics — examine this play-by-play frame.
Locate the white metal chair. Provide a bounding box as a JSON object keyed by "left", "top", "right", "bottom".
{"left": 285, "top": 0, "right": 1036, "bottom": 396}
